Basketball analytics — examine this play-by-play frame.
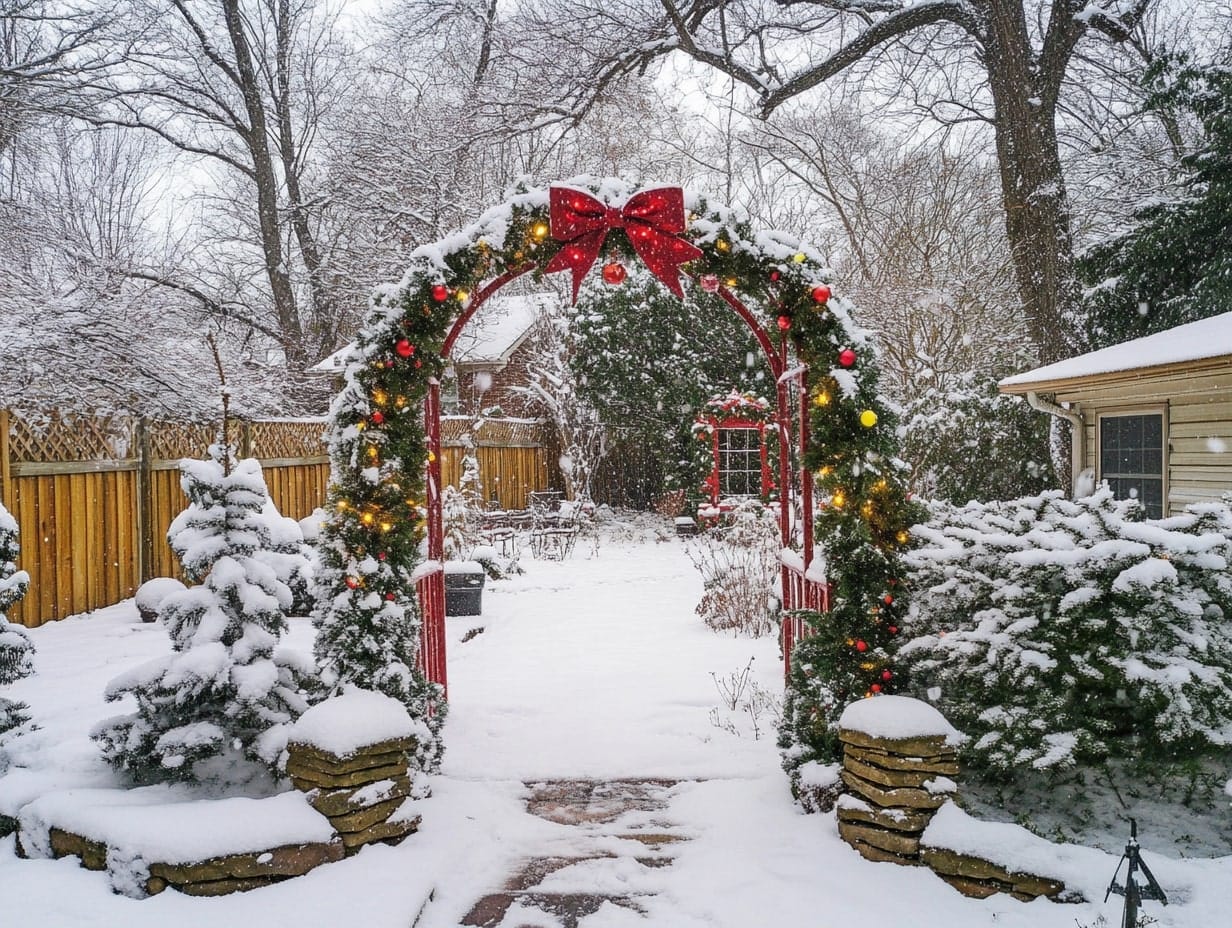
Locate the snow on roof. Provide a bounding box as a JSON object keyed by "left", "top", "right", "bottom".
{"left": 1000, "top": 310, "right": 1232, "bottom": 390}
{"left": 309, "top": 292, "right": 551, "bottom": 374}
{"left": 452, "top": 292, "right": 550, "bottom": 364}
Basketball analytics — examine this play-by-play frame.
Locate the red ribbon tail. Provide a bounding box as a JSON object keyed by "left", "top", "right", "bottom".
{"left": 630, "top": 232, "right": 704, "bottom": 300}
{"left": 544, "top": 231, "right": 606, "bottom": 304}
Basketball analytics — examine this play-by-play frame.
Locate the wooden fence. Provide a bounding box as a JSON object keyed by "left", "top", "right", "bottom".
{"left": 1, "top": 410, "right": 329, "bottom": 628}
{"left": 439, "top": 417, "right": 553, "bottom": 510}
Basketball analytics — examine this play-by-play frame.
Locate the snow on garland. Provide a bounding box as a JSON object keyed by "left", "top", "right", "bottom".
{"left": 313, "top": 176, "right": 917, "bottom": 788}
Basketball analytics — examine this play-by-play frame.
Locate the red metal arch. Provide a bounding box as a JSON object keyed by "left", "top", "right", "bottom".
{"left": 416, "top": 274, "right": 824, "bottom": 696}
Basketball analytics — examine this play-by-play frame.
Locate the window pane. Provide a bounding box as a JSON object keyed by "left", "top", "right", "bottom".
{"left": 1100, "top": 414, "right": 1165, "bottom": 517}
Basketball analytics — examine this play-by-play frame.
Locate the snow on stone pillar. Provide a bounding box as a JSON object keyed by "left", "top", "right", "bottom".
{"left": 286, "top": 690, "right": 430, "bottom": 855}
{"left": 835, "top": 695, "right": 965, "bottom": 865}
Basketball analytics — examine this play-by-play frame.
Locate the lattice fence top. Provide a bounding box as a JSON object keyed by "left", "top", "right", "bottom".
{"left": 5, "top": 409, "right": 327, "bottom": 465}
{"left": 249, "top": 419, "right": 327, "bottom": 458}
{"left": 441, "top": 416, "right": 547, "bottom": 448}
{"left": 5, "top": 410, "right": 134, "bottom": 463}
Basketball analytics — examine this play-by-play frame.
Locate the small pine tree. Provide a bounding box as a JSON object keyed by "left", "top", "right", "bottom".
{"left": 0, "top": 502, "right": 34, "bottom": 743}
{"left": 94, "top": 445, "right": 313, "bottom": 785}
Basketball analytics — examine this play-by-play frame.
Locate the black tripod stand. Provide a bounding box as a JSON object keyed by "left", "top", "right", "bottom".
{"left": 1105, "top": 818, "right": 1168, "bottom": 928}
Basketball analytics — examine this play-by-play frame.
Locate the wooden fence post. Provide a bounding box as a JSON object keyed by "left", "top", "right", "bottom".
{"left": 136, "top": 417, "right": 154, "bottom": 585}
{"left": 0, "top": 409, "right": 11, "bottom": 510}
{"left": 240, "top": 419, "right": 253, "bottom": 459}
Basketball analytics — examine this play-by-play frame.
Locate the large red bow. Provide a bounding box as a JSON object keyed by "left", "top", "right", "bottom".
{"left": 544, "top": 186, "right": 704, "bottom": 303}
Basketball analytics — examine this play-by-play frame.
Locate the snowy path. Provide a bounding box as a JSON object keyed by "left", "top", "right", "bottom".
{"left": 5, "top": 521, "right": 1232, "bottom": 927}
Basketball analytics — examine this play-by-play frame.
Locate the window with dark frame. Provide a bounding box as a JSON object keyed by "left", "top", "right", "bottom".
{"left": 1100, "top": 412, "right": 1165, "bottom": 518}
{"left": 718, "top": 428, "right": 761, "bottom": 497}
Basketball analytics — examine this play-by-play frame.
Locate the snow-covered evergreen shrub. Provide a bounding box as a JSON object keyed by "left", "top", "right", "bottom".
{"left": 0, "top": 502, "right": 34, "bottom": 745}
{"left": 897, "top": 488, "right": 1232, "bottom": 775}
{"left": 257, "top": 499, "right": 315, "bottom": 616}
{"left": 901, "top": 372, "right": 1053, "bottom": 503}
{"left": 94, "top": 446, "right": 315, "bottom": 785}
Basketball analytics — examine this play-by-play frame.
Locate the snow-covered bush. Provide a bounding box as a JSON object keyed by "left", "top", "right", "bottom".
{"left": 257, "top": 499, "right": 315, "bottom": 616}
{"left": 94, "top": 446, "right": 316, "bottom": 786}
{"left": 0, "top": 502, "right": 35, "bottom": 747}
{"left": 686, "top": 500, "right": 780, "bottom": 637}
{"left": 897, "top": 488, "right": 1232, "bottom": 775}
{"left": 134, "top": 577, "right": 186, "bottom": 623}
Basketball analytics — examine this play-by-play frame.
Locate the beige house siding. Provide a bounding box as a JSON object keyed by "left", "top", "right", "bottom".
{"left": 1047, "top": 361, "right": 1232, "bottom": 515}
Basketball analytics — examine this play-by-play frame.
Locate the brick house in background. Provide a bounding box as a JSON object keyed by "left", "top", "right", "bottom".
{"left": 310, "top": 292, "right": 560, "bottom": 509}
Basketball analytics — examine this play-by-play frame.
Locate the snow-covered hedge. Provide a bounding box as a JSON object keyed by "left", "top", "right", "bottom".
{"left": 897, "top": 488, "right": 1232, "bottom": 774}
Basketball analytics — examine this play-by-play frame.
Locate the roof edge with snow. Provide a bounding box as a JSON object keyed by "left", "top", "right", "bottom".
{"left": 999, "top": 311, "right": 1232, "bottom": 393}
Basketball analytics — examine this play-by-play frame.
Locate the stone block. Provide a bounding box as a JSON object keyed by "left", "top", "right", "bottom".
{"left": 174, "top": 875, "right": 278, "bottom": 896}
{"left": 921, "top": 846, "right": 1064, "bottom": 899}
{"left": 339, "top": 813, "right": 422, "bottom": 852}
{"left": 837, "top": 819, "right": 922, "bottom": 857}
{"left": 843, "top": 744, "right": 960, "bottom": 776}
{"left": 838, "top": 728, "right": 952, "bottom": 759}
{"left": 836, "top": 803, "right": 934, "bottom": 834}
{"left": 308, "top": 775, "right": 412, "bottom": 817}
{"left": 935, "top": 873, "right": 1003, "bottom": 899}
{"left": 287, "top": 760, "right": 408, "bottom": 790}
{"left": 840, "top": 770, "right": 946, "bottom": 810}
{"left": 286, "top": 746, "right": 408, "bottom": 778}
{"left": 147, "top": 839, "right": 345, "bottom": 885}
{"left": 328, "top": 796, "right": 406, "bottom": 834}
{"left": 844, "top": 755, "right": 935, "bottom": 790}
{"left": 844, "top": 838, "right": 922, "bottom": 866}
{"left": 48, "top": 828, "right": 108, "bottom": 871}
{"left": 286, "top": 736, "right": 417, "bottom": 768}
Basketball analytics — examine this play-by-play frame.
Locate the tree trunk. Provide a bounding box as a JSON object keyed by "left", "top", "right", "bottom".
{"left": 222, "top": 0, "right": 305, "bottom": 367}
{"left": 984, "top": 1, "right": 1081, "bottom": 365}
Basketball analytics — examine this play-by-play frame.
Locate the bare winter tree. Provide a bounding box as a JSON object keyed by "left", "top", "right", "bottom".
{"left": 520, "top": 0, "right": 1161, "bottom": 363}
{"left": 86, "top": 0, "right": 351, "bottom": 369}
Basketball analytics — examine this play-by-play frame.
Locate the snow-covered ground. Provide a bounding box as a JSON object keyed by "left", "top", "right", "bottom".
{"left": 3, "top": 515, "right": 1230, "bottom": 927}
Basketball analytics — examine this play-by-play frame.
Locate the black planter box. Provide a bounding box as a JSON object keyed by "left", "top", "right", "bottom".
{"left": 444, "top": 563, "right": 485, "bottom": 616}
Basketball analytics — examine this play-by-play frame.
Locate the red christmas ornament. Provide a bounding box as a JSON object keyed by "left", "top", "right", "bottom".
{"left": 700, "top": 274, "right": 720, "bottom": 293}
{"left": 812, "top": 284, "right": 832, "bottom": 303}
{"left": 883, "top": 594, "right": 894, "bottom": 606}
{"left": 385, "top": 592, "right": 396, "bottom": 602}
{"left": 370, "top": 410, "right": 385, "bottom": 425}
{"left": 855, "top": 640, "right": 868, "bottom": 652}
{"left": 769, "top": 270, "right": 781, "bottom": 283}
{"left": 384, "top": 360, "right": 395, "bottom": 368}
{"left": 344, "top": 576, "right": 359, "bottom": 590}
{"left": 431, "top": 284, "right": 449, "bottom": 302}
{"left": 414, "top": 359, "right": 422, "bottom": 368}
{"left": 601, "top": 261, "right": 627, "bottom": 285}
{"left": 395, "top": 339, "right": 415, "bottom": 358}
{"left": 871, "top": 683, "right": 882, "bottom": 693}
{"left": 838, "top": 348, "right": 857, "bottom": 368}
{"left": 887, "top": 625, "right": 899, "bottom": 635}
{"left": 777, "top": 315, "right": 792, "bottom": 331}
{"left": 378, "top": 552, "right": 387, "bottom": 561}
{"left": 881, "top": 670, "right": 893, "bottom": 681}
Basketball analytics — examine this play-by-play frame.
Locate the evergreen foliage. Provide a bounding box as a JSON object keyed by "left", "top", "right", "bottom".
{"left": 0, "top": 502, "right": 34, "bottom": 742}
{"left": 779, "top": 299, "right": 925, "bottom": 778}
{"left": 95, "top": 446, "right": 314, "bottom": 785}
{"left": 1079, "top": 54, "right": 1232, "bottom": 347}
{"left": 901, "top": 372, "right": 1054, "bottom": 504}
{"left": 896, "top": 489, "right": 1232, "bottom": 775}
{"left": 571, "top": 272, "right": 770, "bottom": 505}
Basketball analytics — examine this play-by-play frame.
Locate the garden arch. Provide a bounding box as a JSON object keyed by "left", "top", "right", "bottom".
{"left": 314, "top": 178, "right": 915, "bottom": 769}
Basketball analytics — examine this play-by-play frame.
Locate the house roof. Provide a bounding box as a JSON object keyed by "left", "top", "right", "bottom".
{"left": 999, "top": 310, "right": 1232, "bottom": 393}
{"left": 309, "top": 292, "right": 550, "bottom": 375}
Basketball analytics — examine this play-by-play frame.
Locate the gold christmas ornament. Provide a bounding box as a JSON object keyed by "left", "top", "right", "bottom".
{"left": 860, "top": 409, "right": 878, "bottom": 428}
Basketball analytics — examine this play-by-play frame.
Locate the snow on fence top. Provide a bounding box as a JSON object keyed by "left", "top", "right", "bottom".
{"left": 1000, "top": 309, "right": 1232, "bottom": 388}
{"left": 287, "top": 689, "right": 427, "bottom": 758}
{"left": 18, "top": 788, "right": 334, "bottom": 865}
{"left": 838, "top": 694, "right": 966, "bottom": 745}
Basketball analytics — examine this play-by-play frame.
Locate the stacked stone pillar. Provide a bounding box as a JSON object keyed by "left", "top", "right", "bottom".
{"left": 836, "top": 725, "right": 958, "bottom": 865}
{"left": 284, "top": 690, "right": 426, "bottom": 856}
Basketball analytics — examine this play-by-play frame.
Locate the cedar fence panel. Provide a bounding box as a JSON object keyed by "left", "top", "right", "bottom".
{"left": 440, "top": 417, "right": 552, "bottom": 510}
{"left": 2, "top": 409, "right": 328, "bottom": 628}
